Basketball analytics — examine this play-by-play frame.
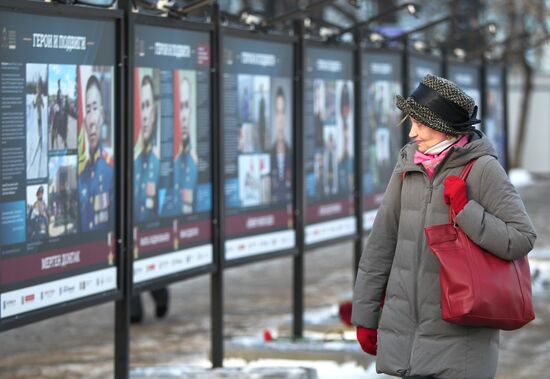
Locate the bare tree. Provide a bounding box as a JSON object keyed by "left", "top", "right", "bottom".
{"left": 483, "top": 0, "right": 550, "bottom": 168}
{"left": 513, "top": 0, "right": 550, "bottom": 168}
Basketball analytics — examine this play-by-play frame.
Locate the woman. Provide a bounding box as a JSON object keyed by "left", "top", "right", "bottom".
{"left": 352, "top": 74, "right": 536, "bottom": 379}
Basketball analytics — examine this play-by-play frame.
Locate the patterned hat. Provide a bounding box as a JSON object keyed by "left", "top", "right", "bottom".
{"left": 396, "top": 74, "right": 480, "bottom": 136}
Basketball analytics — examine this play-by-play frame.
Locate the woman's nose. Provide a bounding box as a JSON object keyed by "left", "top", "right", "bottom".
{"left": 408, "top": 123, "right": 417, "bottom": 138}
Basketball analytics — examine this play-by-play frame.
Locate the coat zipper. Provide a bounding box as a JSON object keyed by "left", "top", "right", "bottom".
{"left": 402, "top": 146, "right": 467, "bottom": 373}
{"left": 406, "top": 170, "right": 433, "bottom": 375}
{"left": 406, "top": 157, "right": 458, "bottom": 374}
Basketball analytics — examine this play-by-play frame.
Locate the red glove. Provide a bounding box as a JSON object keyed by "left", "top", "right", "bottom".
{"left": 356, "top": 326, "right": 377, "bottom": 355}
{"left": 339, "top": 291, "right": 385, "bottom": 327}
{"left": 339, "top": 301, "right": 353, "bottom": 327}
{"left": 444, "top": 176, "right": 468, "bottom": 214}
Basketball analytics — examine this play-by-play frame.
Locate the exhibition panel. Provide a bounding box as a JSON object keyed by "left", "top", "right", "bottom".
{"left": 131, "top": 17, "right": 215, "bottom": 288}
{"left": 303, "top": 43, "right": 357, "bottom": 246}
{"left": 221, "top": 32, "right": 297, "bottom": 262}
{"left": 0, "top": 2, "right": 122, "bottom": 329}
{"left": 361, "top": 49, "right": 403, "bottom": 230}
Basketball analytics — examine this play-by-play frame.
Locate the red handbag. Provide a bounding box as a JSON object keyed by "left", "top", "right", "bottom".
{"left": 425, "top": 159, "right": 535, "bottom": 330}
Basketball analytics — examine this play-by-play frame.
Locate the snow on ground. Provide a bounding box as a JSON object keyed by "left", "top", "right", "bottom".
{"left": 131, "top": 359, "right": 391, "bottom": 379}
{"left": 298, "top": 305, "right": 339, "bottom": 325}
{"left": 509, "top": 168, "right": 534, "bottom": 187}
{"left": 229, "top": 335, "right": 356, "bottom": 352}
{"left": 235, "top": 359, "right": 389, "bottom": 379}
{"left": 530, "top": 255, "right": 550, "bottom": 296}
{"left": 530, "top": 248, "right": 550, "bottom": 260}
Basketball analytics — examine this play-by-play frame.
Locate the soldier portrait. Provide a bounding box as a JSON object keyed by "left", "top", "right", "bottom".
{"left": 337, "top": 81, "right": 354, "bottom": 194}
{"left": 134, "top": 71, "right": 160, "bottom": 223}
{"left": 269, "top": 84, "right": 292, "bottom": 204}
{"left": 172, "top": 71, "right": 198, "bottom": 215}
{"left": 78, "top": 72, "right": 114, "bottom": 232}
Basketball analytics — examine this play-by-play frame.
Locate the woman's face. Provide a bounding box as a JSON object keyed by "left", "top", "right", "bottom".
{"left": 408, "top": 117, "right": 448, "bottom": 153}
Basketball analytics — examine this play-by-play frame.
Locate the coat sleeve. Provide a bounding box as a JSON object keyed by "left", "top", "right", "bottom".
{"left": 456, "top": 157, "right": 537, "bottom": 261}
{"left": 351, "top": 168, "right": 402, "bottom": 329}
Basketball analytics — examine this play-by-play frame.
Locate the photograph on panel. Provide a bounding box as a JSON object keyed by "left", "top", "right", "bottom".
{"left": 236, "top": 74, "right": 272, "bottom": 207}
{"left": 365, "top": 80, "right": 402, "bottom": 190}
{"left": 312, "top": 79, "right": 354, "bottom": 200}
{"left": 77, "top": 65, "right": 115, "bottom": 232}
{"left": 26, "top": 183, "right": 49, "bottom": 241}
{"left": 238, "top": 154, "right": 269, "bottom": 207}
{"left": 26, "top": 64, "right": 48, "bottom": 179}
{"left": 269, "top": 77, "right": 292, "bottom": 204}
{"left": 159, "top": 69, "right": 199, "bottom": 218}
{"left": 48, "top": 155, "right": 78, "bottom": 237}
{"left": 322, "top": 124, "right": 339, "bottom": 195}
{"left": 323, "top": 79, "right": 338, "bottom": 197}
{"left": 336, "top": 80, "right": 354, "bottom": 194}
{"left": 312, "top": 79, "right": 325, "bottom": 198}
{"left": 47, "top": 64, "right": 78, "bottom": 151}
{"left": 133, "top": 68, "right": 161, "bottom": 223}
{"left": 238, "top": 74, "right": 262, "bottom": 153}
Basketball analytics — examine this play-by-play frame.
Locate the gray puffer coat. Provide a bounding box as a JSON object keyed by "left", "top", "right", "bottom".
{"left": 352, "top": 131, "right": 536, "bottom": 379}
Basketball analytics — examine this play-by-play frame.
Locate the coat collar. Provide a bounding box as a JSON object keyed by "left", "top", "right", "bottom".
{"left": 396, "top": 130, "right": 498, "bottom": 175}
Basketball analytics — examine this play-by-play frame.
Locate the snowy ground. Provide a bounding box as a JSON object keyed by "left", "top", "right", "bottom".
{"left": 508, "top": 168, "right": 534, "bottom": 188}
{"left": 130, "top": 358, "right": 390, "bottom": 379}
{"left": 131, "top": 359, "right": 375, "bottom": 379}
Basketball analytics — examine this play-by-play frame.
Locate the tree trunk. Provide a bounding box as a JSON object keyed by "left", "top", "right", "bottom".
{"left": 513, "top": 58, "right": 533, "bottom": 168}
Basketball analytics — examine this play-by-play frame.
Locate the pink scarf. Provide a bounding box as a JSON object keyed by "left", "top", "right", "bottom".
{"left": 413, "top": 135, "right": 468, "bottom": 179}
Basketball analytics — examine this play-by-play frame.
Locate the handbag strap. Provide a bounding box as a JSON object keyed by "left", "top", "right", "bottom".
{"left": 449, "top": 159, "right": 477, "bottom": 224}
{"left": 459, "top": 159, "right": 476, "bottom": 181}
